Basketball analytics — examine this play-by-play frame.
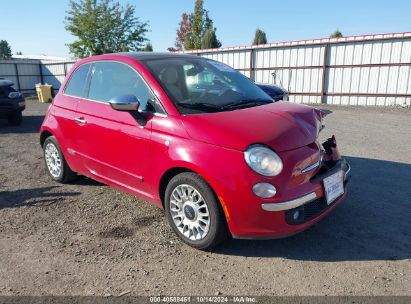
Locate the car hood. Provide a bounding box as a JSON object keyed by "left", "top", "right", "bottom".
{"left": 180, "top": 102, "right": 323, "bottom": 152}
{"left": 256, "top": 83, "right": 286, "bottom": 94}
{"left": 0, "top": 80, "right": 14, "bottom": 87}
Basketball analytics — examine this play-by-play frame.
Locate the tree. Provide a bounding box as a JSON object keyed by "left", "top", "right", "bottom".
{"left": 65, "top": 0, "right": 149, "bottom": 58}
{"left": 169, "top": 0, "right": 221, "bottom": 51}
{"left": 201, "top": 11, "right": 221, "bottom": 49}
{"left": 0, "top": 40, "right": 12, "bottom": 59}
{"left": 168, "top": 13, "right": 191, "bottom": 52}
{"left": 253, "top": 29, "right": 267, "bottom": 45}
{"left": 201, "top": 28, "right": 221, "bottom": 49}
{"left": 16, "top": 51, "right": 23, "bottom": 55}
{"left": 330, "top": 30, "right": 343, "bottom": 38}
{"left": 144, "top": 43, "right": 153, "bottom": 52}
{"left": 190, "top": 0, "right": 205, "bottom": 49}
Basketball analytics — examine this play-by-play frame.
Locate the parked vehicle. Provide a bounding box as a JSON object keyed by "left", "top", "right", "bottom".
{"left": 0, "top": 79, "right": 25, "bottom": 125}
{"left": 40, "top": 53, "right": 350, "bottom": 250}
{"left": 256, "top": 83, "right": 289, "bottom": 101}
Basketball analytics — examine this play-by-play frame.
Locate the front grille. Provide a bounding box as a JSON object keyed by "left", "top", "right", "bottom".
{"left": 285, "top": 195, "right": 341, "bottom": 225}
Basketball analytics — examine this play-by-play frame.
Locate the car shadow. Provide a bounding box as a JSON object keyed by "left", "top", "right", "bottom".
{"left": 215, "top": 156, "right": 411, "bottom": 261}
{"left": 70, "top": 176, "right": 105, "bottom": 187}
{"left": 0, "top": 115, "right": 44, "bottom": 134}
{"left": 0, "top": 186, "right": 81, "bottom": 208}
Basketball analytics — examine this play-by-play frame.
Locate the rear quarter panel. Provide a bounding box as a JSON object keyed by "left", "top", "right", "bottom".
{"left": 41, "top": 95, "right": 83, "bottom": 172}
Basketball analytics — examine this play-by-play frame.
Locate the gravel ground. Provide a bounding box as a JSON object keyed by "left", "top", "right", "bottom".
{"left": 0, "top": 100, "right": 410, "bottom": 296}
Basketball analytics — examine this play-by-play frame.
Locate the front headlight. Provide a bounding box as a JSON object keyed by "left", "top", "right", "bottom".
{"left": 8, "top": 92, "right": 22, "bottom": 99}
{"left": 244, "top": 145, "right": 283, "bottom": 176}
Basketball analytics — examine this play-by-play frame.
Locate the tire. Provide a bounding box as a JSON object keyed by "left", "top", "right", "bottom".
{"left": 43, "top": 136, "right": 77, "bottom": 183}
{"left": 7, "top": 111, "right": 22, "bottom": 126}
{"left": 164, "top": 172, "right": 230, "bottom": 250}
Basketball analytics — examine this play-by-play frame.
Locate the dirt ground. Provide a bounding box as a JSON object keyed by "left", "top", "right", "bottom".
{"left": 0, "top": 99, "right": 410, "bottom": 296}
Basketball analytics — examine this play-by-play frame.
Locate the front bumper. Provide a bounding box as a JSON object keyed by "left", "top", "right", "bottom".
{"left": 227, "top": 157, "right": 351, "bottom": 240}
{"left": 261, "top": 159, "right": 350, "bottom": 212}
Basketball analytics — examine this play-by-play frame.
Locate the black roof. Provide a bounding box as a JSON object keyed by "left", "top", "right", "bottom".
{"left": 118, "top": 52, "right": 201, "bottom": 61}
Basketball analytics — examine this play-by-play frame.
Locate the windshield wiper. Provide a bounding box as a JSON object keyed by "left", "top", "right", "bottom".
{"left": 176, "top": 102, "right": 222, "bottom": 112}
{"left": 220, "top": 98, "right": 273, "bottom": 110}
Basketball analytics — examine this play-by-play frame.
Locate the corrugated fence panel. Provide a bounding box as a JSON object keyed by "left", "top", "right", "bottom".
{"left": 42, "top": 63, "right": 66, "bottom": 76}
{"left": 0, "top": 63, "right": 16, "bottom": 77}
{"left": 43, "top": 75, "right": 65, "bottom": 90}
{"left": 18, "top": 76, "right": 42, "bottom": 93}
{"left": 0, "top": 60, "right": 76, "bottom": 95}
{"left": 252, "top": 45, "right": 325, "bottom": 104}
{"left": 42, "top": 63, "right": 69, "bottom": 92}
{"left": 16, "top": 63, "right": 40, "bottom": 76}
{"left": 325, "top": 38, "right": 411, "bottom": 106}
{"left": 187, "top": 33, "right": 411, "bottom": 106}
{"left": 13, "top": 63, "right": 42, "bottom": 93}
{"left": 1, "top": 34, "right": 410, "bottom": 106}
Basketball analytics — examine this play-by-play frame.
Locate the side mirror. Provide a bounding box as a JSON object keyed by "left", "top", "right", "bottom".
{"left": 109, "top": 94, "right": 140, "bottom": 111}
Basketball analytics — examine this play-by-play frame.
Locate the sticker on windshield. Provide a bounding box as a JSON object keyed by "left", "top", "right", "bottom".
{"left": 208, "top": 61, "right": 236, "bottom": 73}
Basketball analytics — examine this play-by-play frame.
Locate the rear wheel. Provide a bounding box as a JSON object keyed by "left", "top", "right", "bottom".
{"left": 165, "top": 172, "right": 229, "bottom": 250}
{"left": 43, "top": 136, "right": 77, "bottom": 183}
{"left": 7, "top": 111, "right": 22, "bottom": 126}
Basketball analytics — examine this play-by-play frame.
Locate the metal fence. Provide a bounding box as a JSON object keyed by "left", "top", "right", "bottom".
{"left": 1, "top": 32, "right": 410, "bottom": 106}
{"left": 0, "top": 59, "right": 75, "bottom": 95}
{"left": 182, "top": 32, "right": 411, "bottom": 106}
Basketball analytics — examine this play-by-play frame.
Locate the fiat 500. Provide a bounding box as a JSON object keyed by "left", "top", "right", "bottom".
{"left": 40, "top": 53, "right": 350, "bottom": 249}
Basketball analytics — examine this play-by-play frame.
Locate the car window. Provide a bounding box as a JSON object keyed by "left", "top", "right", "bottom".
{"left": 64, "top": 63, "right": 91, "bottom": 98}
{"left": 88, "top": 61, "right": 163, "bottom": 113}
{"left": 142, "top": 58, "right": 271, "bottom": 114}
{"left": 184, "top": 64, "right": 233, "bottom": 93}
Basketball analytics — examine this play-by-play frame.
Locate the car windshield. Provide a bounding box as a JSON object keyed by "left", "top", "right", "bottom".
{"left": 141, "top": 57, "right": 272, "bottom": 114}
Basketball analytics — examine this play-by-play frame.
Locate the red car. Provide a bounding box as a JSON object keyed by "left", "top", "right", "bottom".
{"left": 40, "top": 53, "right": 350, "bottom": 249}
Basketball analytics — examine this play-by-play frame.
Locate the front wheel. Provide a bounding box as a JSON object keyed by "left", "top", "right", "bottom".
{"left": 165, "top": 172, "right": 230, "bottom": 250}
{"left": 43, "top": 136, "right": 77, "bottom": 183}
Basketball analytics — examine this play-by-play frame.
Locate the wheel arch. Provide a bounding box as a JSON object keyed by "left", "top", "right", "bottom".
{"left": 159, "top": 167, "right": 196, "bottom": 207}
{"left": 158, "top": 165, "right": 221, "bottom": 208}
{"left": 158, "top": 164, "right": 232, "bottom": 232}
{"left": 40, "top": 130, "right": 53, "bottom": 147}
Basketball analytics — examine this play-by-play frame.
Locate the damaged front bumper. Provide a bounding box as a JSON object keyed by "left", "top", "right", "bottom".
{"left": 227, "top": 135, "right": 351, "bottom": 239}
{"left": 261, "top": 158, "right": 351, "bottom": 212}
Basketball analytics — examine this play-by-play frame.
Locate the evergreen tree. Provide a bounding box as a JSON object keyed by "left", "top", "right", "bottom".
{"left": 0, "top": 40, "right": 12, "bottom": 59}
{"left": 330, "top": 30, "right": 343, "bottom": 38}
{"left": 253, "top": 29, "right": 267, "bottom": 45}
{"left": 201, "top": 28, "right": 221, "bottom": 49}
{"left": 144, "top": 43, "right": 153, "bottom": 52}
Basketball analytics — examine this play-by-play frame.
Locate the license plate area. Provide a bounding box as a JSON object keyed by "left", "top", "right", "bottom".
{"left": 323, "top": 170, "right": 344, "bottom": 205}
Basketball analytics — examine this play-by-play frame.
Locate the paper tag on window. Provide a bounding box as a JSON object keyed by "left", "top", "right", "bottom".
{"left": 208, "top": 61, "right": 236, "bottom": 73}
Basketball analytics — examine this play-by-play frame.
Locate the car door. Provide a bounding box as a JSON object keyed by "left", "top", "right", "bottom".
{"left": 54, "top": 63, "right": 92, "bottom": 173}
{"left": 74, "top": 60, "right": 163, "bottom": 197}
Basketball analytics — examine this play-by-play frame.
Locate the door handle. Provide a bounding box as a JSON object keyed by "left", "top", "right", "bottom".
{"left": 75, "top": 117, "right": 87, "bottom": 124}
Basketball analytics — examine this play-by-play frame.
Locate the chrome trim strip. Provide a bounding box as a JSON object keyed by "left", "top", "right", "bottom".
{"left": 301, "top": 160, "right": 320, "bottom": 173}
{"left": 261, "top": 192, "right": 318, "bottom": 212}
{"left": 344, "top": 162, "right": 351, "bottom": 180}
